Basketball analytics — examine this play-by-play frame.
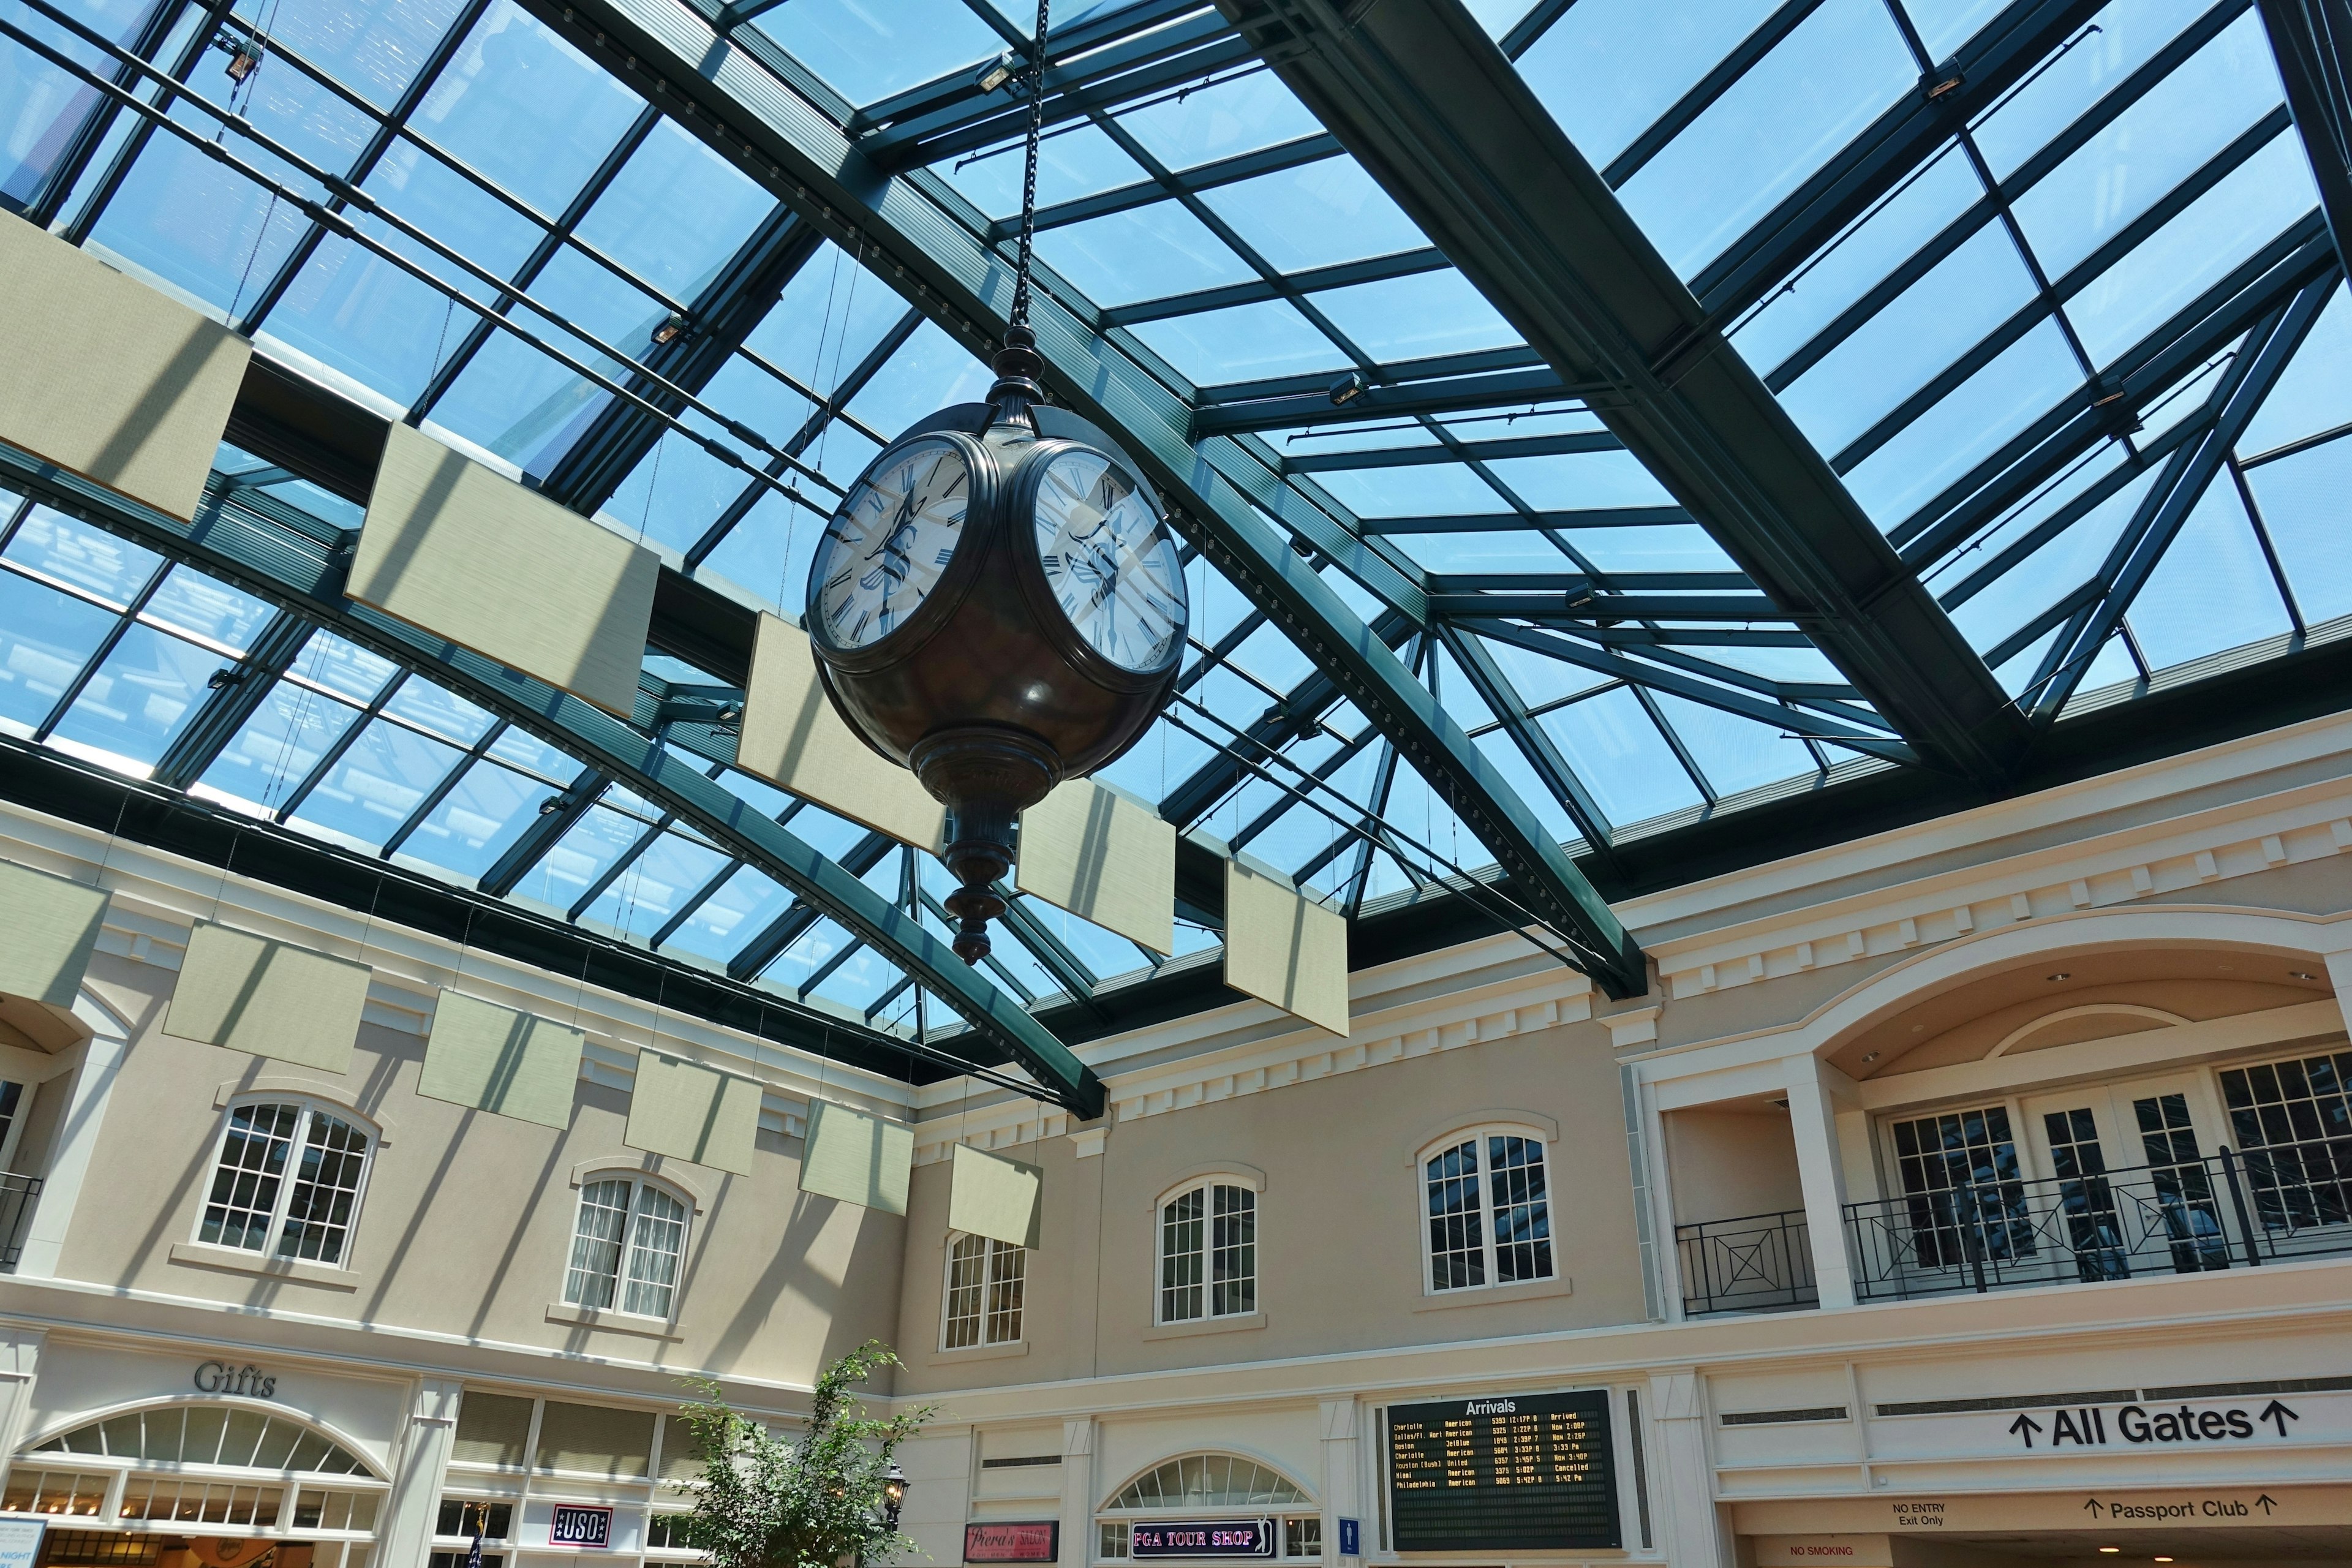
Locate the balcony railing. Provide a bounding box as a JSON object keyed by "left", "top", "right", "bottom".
{"left": 1675, "top": 1208, "right": 1816, "bottom": 1316}
{"left": 0, "top": 1173, "right": 39, "bottom": 1271}
{"left": 1847, "top": 1137, "right": 2352, "bottom": 1303}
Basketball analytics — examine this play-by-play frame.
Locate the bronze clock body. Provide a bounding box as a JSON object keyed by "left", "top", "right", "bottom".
{"left": 806, "top": 339, "right": 1188, "bottom": 962}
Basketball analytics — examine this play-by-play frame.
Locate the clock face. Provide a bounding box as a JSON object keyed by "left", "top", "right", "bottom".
{"left": 1031, "top": 450, "right": 1186, "bottom": 671}
{"left": 811, "top": 439, "right": 971, "bottom": 649}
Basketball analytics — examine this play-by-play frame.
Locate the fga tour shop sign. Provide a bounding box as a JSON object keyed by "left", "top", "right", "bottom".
{"left": 1129, "top": 1520, "right": 1275, "bottom": 1559}
{"left": 549, "top": 1504, "right": 615, "bottom": 1548}
{"left": 2007, "top": 1396, "right": 2303, "bottom": 1450}
{"left": 964, "top": 1522, "right": 1060, "bottom": 1563}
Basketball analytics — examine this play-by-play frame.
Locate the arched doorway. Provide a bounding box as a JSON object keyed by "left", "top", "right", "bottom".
{"left": 1094, "top": 1455, "right": 1321, "bottom": 1566}
{"left": 4, "top": 1403, "right": 386, "bottom": 1568}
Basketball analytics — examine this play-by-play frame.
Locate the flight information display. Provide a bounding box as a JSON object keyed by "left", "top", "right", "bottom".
{"left": 1385, "top": 1390, "right": 1619, "bottom": 1551}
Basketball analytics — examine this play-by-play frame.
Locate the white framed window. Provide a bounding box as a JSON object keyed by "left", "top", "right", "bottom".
{"left": 565, "top": 1174, "right": 690, "bottom": 1319}
{"left": 1159, "top": 1182, "right": 1255, "bottom": 1322}
{"left": 1422, "top": 1126, "right": 1553, "bottom": 1292}
{"left": 198, "top": 1098, "right": 376, "bottom": 1265}
{"left": 942, "top": 1232, "right": 1026, "bottom": 1348}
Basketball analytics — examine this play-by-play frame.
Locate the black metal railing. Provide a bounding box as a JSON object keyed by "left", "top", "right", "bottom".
{"left": 1847, "top": 1136, "right": 2352, "bottom": 1302}
{"left": 0, "top": 1174, "right": 40, "bottom": 1271}
{"left": 1676, "top": 1207, "right": 1817, "bottom": 1316}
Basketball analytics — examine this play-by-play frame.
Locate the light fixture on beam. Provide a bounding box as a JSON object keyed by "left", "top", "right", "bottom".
{"left": 1329, "top": 370, "right": 1368, "bottom": 406}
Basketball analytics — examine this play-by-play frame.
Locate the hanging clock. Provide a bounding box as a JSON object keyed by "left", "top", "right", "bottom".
{"left": 805, "top": 328, "right": 1189, "bottom": 962}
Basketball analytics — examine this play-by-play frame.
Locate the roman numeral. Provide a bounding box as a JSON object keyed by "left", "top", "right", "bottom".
{"left": 935, "top": 545, "right": 956, "bottom": 567}
{"left": 1042, "top": 553, "right": 1061, "bottom": 576}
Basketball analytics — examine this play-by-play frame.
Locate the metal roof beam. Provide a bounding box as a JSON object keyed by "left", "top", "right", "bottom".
{"left": 1220, "top": 0, "right": 2033, "bottom": 790}
{"left": 1191, "top": 366, "right": 1594, "bottom": 436}
{"left": 2257, "top": 0, "right": 2352, "bottom": 276}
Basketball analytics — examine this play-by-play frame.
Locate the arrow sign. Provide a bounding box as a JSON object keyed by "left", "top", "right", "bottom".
{"left": 2082, "top": 1499, "right": 2104, "bottom": 1518}
{"left": 2255, "top": 1494, "right": 2278, "bottom": 1515}
{"left": 2009, "top": 1412, "right": 2044, "bottom": 1449}
{"left": 2258, "top": 1400, "right": 2300, "bottom": 1437}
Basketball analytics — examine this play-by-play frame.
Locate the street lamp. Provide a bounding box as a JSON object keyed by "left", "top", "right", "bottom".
{"left": 882, "top": 1462, "right": 911, "bottom": 1530}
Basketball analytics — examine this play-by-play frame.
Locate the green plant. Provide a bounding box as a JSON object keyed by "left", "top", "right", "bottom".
{"left": 673, "top": 1341, "right": 937, "bottom": 1568}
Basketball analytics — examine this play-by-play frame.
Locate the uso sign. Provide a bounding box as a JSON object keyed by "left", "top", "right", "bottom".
{"left": 1131, "top": 1520, "right": 1275, "bottom": 1559}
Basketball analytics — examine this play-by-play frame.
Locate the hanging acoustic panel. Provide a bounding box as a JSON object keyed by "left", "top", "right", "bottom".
{"left": 947, "top": 1142, "right": 1042, "bottom": 1250}
{"left": 164, "top": 922, "right": 372, "bottom": 1074}
{"left": 0, "top": 861, "right": 110, "bottom": 1010}
{"left": 418, "top": 991, "right": 585, "bottom": 1130}
{"left": 1016, "top": 778, "right": 1175, "bottom": 954}
{"left": 797, "top": 1099, "right": 914, "bottom": 1215}
{"left": 0, "top": 211, "right": 251, "bottom": 522}
{"left": 1223, "top": 857, "right": 1350, "bottom": 1038}
{"left": 350, "top": 422, "right": 659, "bottom": 717}
{"left": 736, "top": 612, "right": 949, "bottom": 853}
{"left": 626, "top": 1049, "right": 761, "bottom": 1176}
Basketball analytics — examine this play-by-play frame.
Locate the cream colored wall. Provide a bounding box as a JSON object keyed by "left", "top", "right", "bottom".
{"left": 894, "top": 1018, "right": 1648, "bottom": 1394}
{"left": 1662, "top": 1106, "right": 1802, "bottom": 1226}
{"left": 51, "top": 949, "right": 905, "bottom": 1392}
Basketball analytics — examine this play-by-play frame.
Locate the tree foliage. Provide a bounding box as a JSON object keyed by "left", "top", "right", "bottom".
{"left": 674, "top": 1341, "right": 936, "bottom": 1568}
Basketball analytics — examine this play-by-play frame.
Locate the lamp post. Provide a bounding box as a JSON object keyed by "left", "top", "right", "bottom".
{"left": 883, "top": 1461, "right": 910, "bottom": 1531}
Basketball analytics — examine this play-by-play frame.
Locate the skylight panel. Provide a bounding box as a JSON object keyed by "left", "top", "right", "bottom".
{"left": 2125, "top": 477, "right": 2294, "bottom": 669}
{"left": 941, "top": 122, "right": 1146, "bottom": 216}
{"left": 845, "top": 320, "right": 998, "bottom": 435}
{"left": 1551, "top": 524, "right": 1740, "bottom": 576}
{"left": 2243, "top": 441, "right": 2352, "bottom": 625}
{"left": 1513, "top": 0, "right": 1779, "bottom": 170}
{"left": 742, "top": 245, "right": 913, "bottom": 400}
{"left": 1777, "top": 224, "right": 2039, "bottom": 456}
{"left": 2062, "top": 134, "right": 2317, "bottom": 368}
{"left": 1539, "top": 687, "right": 1703, "bottom": 825}
{"left": 761, "top": 916, "right": 851, "bottom": 992}
{"left": 660, "top": 865, "right": 790, "bottom": 963}
{"left": 1729, "top": 145, "right": 1985, "bottom": 375}
{"left": 571, "top": 119, "right": 775, "bottom": 300}
{"left": 1646, "top": 692, "right": 1822, "bottom": 797}
{"left": 1616, "top": 0, "right": 1915, "bottom": 276}
{"left": 6, "top": 509, "right": 160, "bottom": 611}
{"left": 751, "top": 0, "right": 1005, "bottom": 106}
{"left": 382, "top": 679, "right": 497, "bottom": 747}
{"left": 1471, "top": 633, "right": 1611, "bottom": 709}
{"left": 392, "top": 753, "right": 552, "bottom": 880}
{"left": 2236, "top": 289, "right": 2352, "bottom": 455}
{"left": 509, "top": 800, "right": 650, "bottom": 911}
{"left": 1479, "top": 451, "right": 1679, "bottom": 513}
{"left": 1308, "top": 270, "right": 1521, "bottom": 362}
{"left": 194, "top": 678, "right": 366, "bottom": 815}
{"left": 1114, "top": 67, "right": 1323, "bottom": 171}
{"left": 1, "top": 0, "right": 150, "bottom": 205}
{"left": 1944, "top": 471, "right": 2146, "bottom": 658}
{"left": 1841, "top": 319, "right": 2083, "bottom": 527}
{"left": 1389, "top": 532, "right": 1574, "bottom": 575}
{"left": 288, "top": 715, "right": 470, "bottom": 853}
{"left": 2005, "top": 12, "right": 2283, "bottom": 280}
{"left": 1306, "top": 461, "right": 1499, "bottom": 519}
{"left": 1969, "top": 0, "right": 2222, "bottom": 181}
{"left": 42, "top": 620, "right": 219, "bottom": 777}
{"left": 0, "top": 571, "right": 115, "bottom": 738}
{"left": 582, "top": 829, "right": 731, "bottom": 942}
{"left": 1125, "top": 298, "right": 1340, "bottom": 382}
{"left": 1195, "top": 156, "right": 1426, "bottom": 273}
{"left": 297, "top": 631, "right": 403, "bottom": 705}
{"left": 407, "top": 0, "right": 641, "bottom": 219}
{"left": 1033, "top": 202, "right": 1255, "bottom": 306}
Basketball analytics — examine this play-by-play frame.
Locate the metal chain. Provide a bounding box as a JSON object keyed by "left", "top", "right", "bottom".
{"left": 1010, "top": 0, "right": 1049, "bottom": 329}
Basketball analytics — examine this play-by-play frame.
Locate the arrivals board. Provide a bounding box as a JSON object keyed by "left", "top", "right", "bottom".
{"left": 1385, "top": 1390, "right": 1619, "bottom": 1551}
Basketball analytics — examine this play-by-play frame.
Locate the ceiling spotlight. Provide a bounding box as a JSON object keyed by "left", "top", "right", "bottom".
{"left": 2290, "top": 970, "right": 2316, "bottom": 980}
{"left": 2098, "top": 1550, "right": 2119, "bottom": 1556}
{"left": 1861, "top": 1051, "right": 1880, "bottom": 1063}
{"left": 1328, "top": 370, "right": 1368, "bottom": 406}
{"left": 977, "top": 50, "right": 1018, "bottom": 92}
{"left": 1925, "top": 69, "right": 1964, "bottom": 99}
{"left": 2047, "top": 971, "right": 2070, "bottom": 982}
{"left": 652, "top": 309, "right": 689, "bottom": 345}
{"left": 2154, "top": 1558, "right": 2173, "bottom": 1563}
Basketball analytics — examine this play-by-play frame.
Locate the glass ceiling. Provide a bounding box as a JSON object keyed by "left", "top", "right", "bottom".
{"left": 2, "top": 0, "right": 2348, "bottom": 1049}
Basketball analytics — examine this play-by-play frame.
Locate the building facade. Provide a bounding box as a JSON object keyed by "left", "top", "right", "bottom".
{"left": 1, "top": 710, "right": 2349, "bottom": 1568}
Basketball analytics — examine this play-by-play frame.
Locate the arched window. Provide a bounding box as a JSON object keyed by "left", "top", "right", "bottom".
{"left": 942, "top": 1234, "right": 1025, "bottom": 1348}
{"left": 198, "top": 1098, "right": 377, "bottom": 1265}
{"left": 1422, "top": 1125, "right": 1553, "bottom": 1292}
{"left": 565, "top": 1174, "right": 690, "bottom": 1319}
{"left": 1096, "top": 1455, "right": 1317, "bottom": 1561}
{"left": 1159, "top": 1181, "right": 1255, "bottom": 1324}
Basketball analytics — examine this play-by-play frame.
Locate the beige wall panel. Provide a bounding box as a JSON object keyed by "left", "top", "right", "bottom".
{"left": 1017, "top": 782, "right": 1174, "bottom": 954}
{"left": 0, "top": 212, "right": 250, "bottom": 521}
{"left": 418, "top": 991, "right": 584, "bottom": 1129}
{"left": 1223, "top": 859, "right": 1348, "bottom": 1036}
{"left": 1663, "top": 1106, "right": 1804, "bottom": 1226}
{"left": 0, "top": 861, "right": 109, "bottom": 1010}
{"left": 948, "top": 1143, "right": 1042, "bottom": 1249}
{"left": 625, "top": 1049, "right": 761, "bottom": 1175}
{"left": 737, "top": 613, "right": 947, "bottom": 853}
{"left": 799, "top": 1099, "right": 913, "bottom": 1215}
{"left": 58, "top": 948, "right": 907, "bottom": 1388}
{"left": 895, "top": 1015, "right": 1643, "bottom": 1394}
{"left": 163, "top": 922, "right": 371, "bottom": 1074}
{"left": 353, "top": 423, "right": 657, "bottom": 716}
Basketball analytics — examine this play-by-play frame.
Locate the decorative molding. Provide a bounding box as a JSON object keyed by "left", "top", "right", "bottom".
{"left": 543, "top": 1302, "right": 682, "bottom": 1341}
{"left": 1402, "top": 1109, "right": 1561, "bottom": 1167}
{"left": 167, "top": 1242, "right": 358, "bottom": 1291}
{"left": 1986, "top": 1004, "right": 2190, "bottom": 1058}
{"left": 1140, "top": 1311, "right": 1265, "bottom": 1341}
{"left": 1409, "top": 1275, "right": 1572, "bottom": 1313}
{"left": 1149, "top": 1163, "right": 1268, "bottom": 1213}
{"left": 212, "top": 1079, "right": 394, "bottom": 1145}
{"left": 567, "top": 1156, "right": 710, "bottom": 1212}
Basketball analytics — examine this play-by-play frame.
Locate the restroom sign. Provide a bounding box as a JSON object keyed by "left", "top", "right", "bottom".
{"left": 550, "top": 1504, "right": 614, "bottom": 1548}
